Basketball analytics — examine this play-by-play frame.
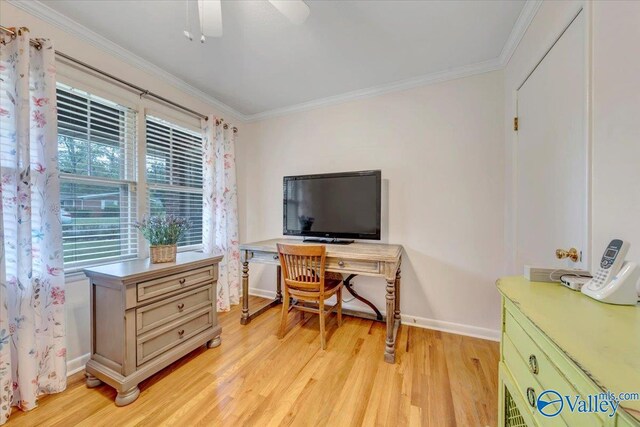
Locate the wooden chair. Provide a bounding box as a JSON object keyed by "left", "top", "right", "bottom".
{"left": 277, "top": 243, "right": 343, "bottom": 349}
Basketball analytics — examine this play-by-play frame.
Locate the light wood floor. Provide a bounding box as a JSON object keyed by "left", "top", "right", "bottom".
{"left": 8, "top": 296, "right": 499, "bottom": 427}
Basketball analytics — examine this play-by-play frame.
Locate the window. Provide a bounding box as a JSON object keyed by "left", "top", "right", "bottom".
{"left": 57, "top": 84, "right": 138, "bottom": 268}
{"left": 146, "top": 116, "right": 203, "bottom": 248}
{"left": 56, "top": 83, "right": 205, "bottom": 271}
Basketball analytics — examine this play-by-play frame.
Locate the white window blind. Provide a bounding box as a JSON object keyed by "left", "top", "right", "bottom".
{"left": 57, "top": 83, "right": 138, "bottom": 269}
{"left": 146, "top": 116, "right": 203, "bottom": 248}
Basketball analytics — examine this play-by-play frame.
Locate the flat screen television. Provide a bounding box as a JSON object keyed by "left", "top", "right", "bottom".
{"left": 283, "top": 170, "right": 381, "bottom": 243}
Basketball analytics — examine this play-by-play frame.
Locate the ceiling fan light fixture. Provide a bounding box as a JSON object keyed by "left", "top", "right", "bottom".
{"left": 269, "top": 0, "right": 310, "bottom": 25}
{"left": 198, "top": 0, "right": 223, "bottom": 37}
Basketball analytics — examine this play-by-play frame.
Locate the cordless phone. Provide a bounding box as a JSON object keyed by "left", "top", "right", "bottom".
{"left": 582, "top": 239, "right": 639, "bottom": 305}
{"left": 586, "top": 239, "right": 629, "bottom": 290}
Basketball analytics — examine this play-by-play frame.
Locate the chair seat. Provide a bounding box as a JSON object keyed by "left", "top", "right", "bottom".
{"left": 325, "top": 271, "right": 344, "bottom": 282}
{"left": 324, "top": 277, "right": 342, "bottom": 293}
{"left": 290, "top": 272, "right": 343, "bottom": 294}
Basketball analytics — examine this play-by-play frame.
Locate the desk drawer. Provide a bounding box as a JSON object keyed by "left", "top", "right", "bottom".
{"left": 327, "top": 257, "right": 380, "bottom": 274}
{"left": 137, "top": 265, "right": 216, "bottom": 302}
{"left": 136, "top": 307, "right": 213, "bottom": 366}
{"left": 250, "top": 250, "right": 280, "bottom": 264}
{"left": 250, "top": 250, "right": 381, "bottom": 275}
{"left": 136, "top": 284, "right": 213, "bottom": 334}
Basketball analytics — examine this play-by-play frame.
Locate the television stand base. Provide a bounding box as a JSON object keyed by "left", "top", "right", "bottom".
{"left": 302, "top": 238, "right": 354, "bottom": 245}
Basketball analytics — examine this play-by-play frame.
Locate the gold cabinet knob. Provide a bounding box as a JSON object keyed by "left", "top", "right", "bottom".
{"left": 555, "top": 247, "right": 580, "bottom": 262}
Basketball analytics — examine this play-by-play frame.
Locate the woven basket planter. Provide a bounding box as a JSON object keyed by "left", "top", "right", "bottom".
{"left": 150, "top": 244, "right": 177, "bottom": 264}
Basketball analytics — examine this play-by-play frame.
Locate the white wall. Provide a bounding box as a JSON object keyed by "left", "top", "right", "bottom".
{"left": 505, "top": 0, "right": 640, "bottom": 274}
{"left": 591, "top": 1, "right": 640, "bottom": 268}
{"left": 1, "top": 1, "right": 244, "bottom": 372}
{"left": 238, "top": 71, "right": 506, "bottom": 339}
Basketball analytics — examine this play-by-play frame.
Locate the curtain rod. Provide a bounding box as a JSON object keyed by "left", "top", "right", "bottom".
{"left": 1, "top": 25, "right": 238, "bottom": 132}
{"left": 0, "top": 25, "right": 207, "bottom": 122}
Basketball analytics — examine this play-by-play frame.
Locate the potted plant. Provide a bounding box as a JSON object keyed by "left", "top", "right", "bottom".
{"left": 135, "top": 215, "right": 191, "bottom": 263}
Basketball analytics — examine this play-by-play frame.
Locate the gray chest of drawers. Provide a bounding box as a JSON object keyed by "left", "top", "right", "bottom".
{"left": 83, "top": 252, "right": 223, "bottom": 406}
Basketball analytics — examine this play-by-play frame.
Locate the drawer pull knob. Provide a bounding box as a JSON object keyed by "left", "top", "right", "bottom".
{"left": 177, "top": 303, "right": 185, "bottom": 311}
{"left": 178, "top": 329, "right": 185, "bottom": 337}
{"left": 529, "top": 354, "right": 539, "bottom": 375}
{"left": 338, "top": 260, "right": 345, "bottom": 267}
{"left": 179, "top": 278, "right": 186, "bottom": 285}
{"left": 273, "top": 255, "right": 279, "bottom": 260}
{"left": 526, "top": 387, "right": 536, "bottom": 407}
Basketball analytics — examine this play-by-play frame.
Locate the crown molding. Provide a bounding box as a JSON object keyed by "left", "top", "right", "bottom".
{"left": 244, "top": 0, "right": 541, "bottom": 122}
{"left": 499, "top": 0, "right": 543, "bottom": 67}
{"left": 6, "top": 0, "right": 249, "bottom": 122}
{"left": 8, "top": 0, "right": 540, "bottom": 124}
{"left": 245, "top": 57, "right": 502, "bottom": 122}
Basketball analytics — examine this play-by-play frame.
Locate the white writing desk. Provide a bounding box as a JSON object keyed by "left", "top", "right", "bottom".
{"left": 239, "top": 238, "right": 403, "bottom": 363}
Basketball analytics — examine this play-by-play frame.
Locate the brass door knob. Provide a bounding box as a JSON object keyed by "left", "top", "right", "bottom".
{"left": 555, "top": 247, "right": 580, "bottom": 262}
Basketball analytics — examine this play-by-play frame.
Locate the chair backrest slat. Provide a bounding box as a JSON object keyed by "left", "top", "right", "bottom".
{"left": 277, "top": 243, "right": 326, "bottom": 293}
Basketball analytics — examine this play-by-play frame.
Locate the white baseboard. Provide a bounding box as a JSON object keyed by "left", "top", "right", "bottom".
{"left": 67, "top": 353, "right": 90, "bottom": 377}
{"left": 400, "top": 314, "right": 500, "bottom": 341}
{"left": 248, "top": 288, "right": 500, "bottom": 342}
{"left": 248, "top": 288, "right": 278, "bottom": 299}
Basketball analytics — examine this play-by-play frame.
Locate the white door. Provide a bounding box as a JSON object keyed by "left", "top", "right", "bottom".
{"left": 516, "top": 11, "right": 587, "bottom": 271}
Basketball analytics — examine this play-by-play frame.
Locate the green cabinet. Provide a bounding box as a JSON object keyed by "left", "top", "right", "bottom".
{"left": 497, "top": 277, "right": 640, "bottom": 427}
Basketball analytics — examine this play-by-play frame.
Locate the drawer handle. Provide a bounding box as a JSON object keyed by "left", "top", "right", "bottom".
{"left": 526, "top": 387, "right": 536, "bottom": 408}
{"left": 528, "top": 354, "right": 539, "bottom": 375}
{"left": 178, "top": 329, "right": 185, "bottom": 338}
{"left": 273, "top": 254, "right": 279, "bottom": 260}
{"left": 177, "top": 303, "right": 185, "bottom": 311}
{"left": 338, "top": 260, "right": 345, "bottom": 267}
{"left": 179, "top": 278, "right": 186, "bottom": 285}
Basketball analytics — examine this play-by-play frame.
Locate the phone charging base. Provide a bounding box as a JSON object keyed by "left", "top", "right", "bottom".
{"left": 561, "top": 276, "right": 590, "bottom": 291}
{"left": 581, "top": 261, "right": 640, "bottom": 305}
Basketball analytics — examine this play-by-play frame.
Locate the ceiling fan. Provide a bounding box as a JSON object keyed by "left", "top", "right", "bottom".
{"left": 184, "top": 0, "right": 310, "bottom": 43}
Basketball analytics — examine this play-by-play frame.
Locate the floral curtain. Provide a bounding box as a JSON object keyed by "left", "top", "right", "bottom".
{"left": 202, "top": 117, "right": 240, "bottom": 311}
{"left": 0, "top": 29, "right": 66, "bottom": 425}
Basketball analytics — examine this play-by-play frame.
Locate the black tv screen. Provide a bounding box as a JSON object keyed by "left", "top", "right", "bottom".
{"left": 283, "top": 170, "right": 381, "bottom": 240}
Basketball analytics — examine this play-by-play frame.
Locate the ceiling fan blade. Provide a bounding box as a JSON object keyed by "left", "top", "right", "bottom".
{"left": 269, "top": 0, "right": 310, "bottom": 25}
{"left": 198, "top": 0, "right": 222, "bottom": 37}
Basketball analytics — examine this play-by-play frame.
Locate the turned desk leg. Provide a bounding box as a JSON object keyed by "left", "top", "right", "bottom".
{"left": 394, "top": 265, "right": 401, "bottom": 322}
{"left": 241, "top": 258, "right": 250, "bottom": 325}
{"left": 384, "top": 276, "right": 397, "bottom": 363}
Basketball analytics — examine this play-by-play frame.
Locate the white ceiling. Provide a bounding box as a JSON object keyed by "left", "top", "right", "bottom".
{"left": 38, "top": 0, "right": 527, "bottom": 119}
